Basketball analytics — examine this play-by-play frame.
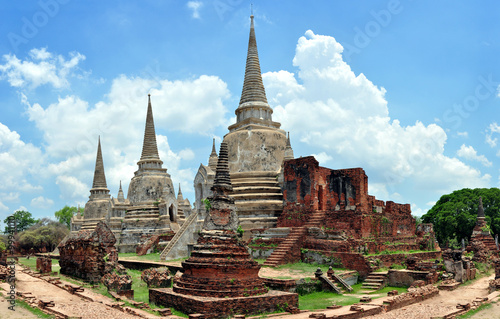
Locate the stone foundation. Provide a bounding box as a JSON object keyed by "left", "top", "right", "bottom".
{"left": 150, "top": 288, "right": 298, "bottom": 319}
{"left": 142, "top": 268, "right": 172, "bottom": 288}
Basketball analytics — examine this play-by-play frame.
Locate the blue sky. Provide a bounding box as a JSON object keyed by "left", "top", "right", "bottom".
{"left": 0, "top": 1, "right": 499, "bottom": 227}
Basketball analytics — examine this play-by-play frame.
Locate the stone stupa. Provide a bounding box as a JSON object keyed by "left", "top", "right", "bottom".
{"left": 149, "top": 142, "right": 298, "bottom": 318}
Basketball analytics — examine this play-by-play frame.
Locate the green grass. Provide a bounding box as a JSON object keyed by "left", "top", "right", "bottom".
{"left": 127, "top": 268, "right": 150, "bottom": 304}
{"left": 457, "top": 301, "right": 494, "bottom": 318}
{"left": 298, "top": 292, "right": 359, "bottom": 310}
{"left": 269, "top": 261, "right": 337, "bottom": 274}
{"left": 0, "top": 291, "right": 55, "bottom": 319}
{"left": 18, "top": 257, "right": 37, "bottom": 270}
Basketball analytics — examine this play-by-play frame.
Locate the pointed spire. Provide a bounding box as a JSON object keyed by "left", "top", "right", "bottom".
{"left": 478, "top": 196, "right": 485, "bottom": 218}
{"left": 177, "top": 183, "right": 184, "bottom": 202}
{"left": 208, "top": 138, "right": 218, "bottom": 171}
{"left": 140, "top": 94, "right": 161, "bottom": 161}
{"left": 239, "top": 15, "right": 268, "bottom": 105}
{"left": 284, "top": 132, "right": 294, "bottom": 161}
{"left": 212, "top": 142, "right": 232, "bottom": 193}
{"left": 210, "top": 138, "right": 217, "bottom": 157}
{"left": 92, "top": 137, "right": 108, "bottom": 189}
{"left": 117, "top": 180, "right": 125, "bottom": 202}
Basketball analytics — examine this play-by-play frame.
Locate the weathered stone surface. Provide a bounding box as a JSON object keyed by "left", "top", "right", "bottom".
{"left": 58, "top": 221, "right": 118, "bottom": 282}
{"left": 101, "top": 272, "right": 132, "bottom": 292}
{"left": 36, "top": 257, "right": 52, "bottom": 273}
{"left": 141, "top": 268, "right": 172, "bottom": 288}
{"left": 281, "top": 156, "right": 416, "bottom": 239}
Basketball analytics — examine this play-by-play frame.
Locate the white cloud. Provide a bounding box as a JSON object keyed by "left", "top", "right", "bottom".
{"left": 486, "top": 122, "right": 500, "bottom": 147}
{"left": 0, "top": 48, "right": 85, "bottom": 89}
{"left": 0, "top": 123, "right": 43, "bottom": 217}
{"left": 56, "top": 175, "right": 88, "bottom": 201}
{"left": 187, "top": 1, "right": 203, "bottom": 19}
{"left": 457, "top": 131, "right": 468, "bottom": 138}
{"left": 18, "top": 50, "right": 231, "bottom": 206}
{"left": 457, "top": 144, "right": 492, "bottom": 167}
{"left": 31, "top": 196, "right": 54, "bottom": 210}
{"left": 264, "top": 30, "right": 490, "bottom": 204}
{"left": 311, "top": 152, "right": 332, "bottom": 165}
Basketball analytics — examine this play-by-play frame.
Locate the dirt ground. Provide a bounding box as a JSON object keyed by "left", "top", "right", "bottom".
{"left": 0, "top": 295, "right": 37, "bottom": 319}
{"left": 364, "top": 274, "right": 496, "bottom": 319}
{"left": 3, "top": 262, "right": 499, "bottom": 319}
{"left": 0, "top": 265, "right": 173, "bottom": 319}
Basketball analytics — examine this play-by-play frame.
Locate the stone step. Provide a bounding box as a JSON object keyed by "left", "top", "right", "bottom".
{"left": 231, "top": 180, "right": 279, "bottom": 187}
{"left": 365, "top": 278, "right": 384, "bottom": 283}
{"left": 232, "top": 186, "right": 282, "bottom": 194}
{"left": 231, "top": 193, "right": 283, "bottom": 201}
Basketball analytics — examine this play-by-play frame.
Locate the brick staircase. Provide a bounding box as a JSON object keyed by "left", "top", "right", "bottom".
{"left": 304, "top": 210, "right": 327, "bottom": 227}
{"left": 263, "top": 210, "right": 328, "bottom": 267}
{"left": 361, "top": 272, "right": 388, "bottom": 292}
{"left": 331, "top": 273, "right": 353, "bottom": 293}
{"left": 160, "top": 211, "right": 198, "bottom": 260}
{"left": 318, "top": 274, "right": 343, "bottom": 294}
{"left": 263, "top": 227, "right": 307, "bottom": 267}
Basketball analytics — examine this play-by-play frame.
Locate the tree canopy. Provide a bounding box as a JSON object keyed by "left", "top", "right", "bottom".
{"left": 17, "top": 218, "right": 69, "bottom": 252}
{"left": 55, "top": 205, "right": 83, "bottom": 228}
{"left": 422, "top": 188, "right": 500, "bottom": 245}
{"left": 3, "top": 210, "right": 38, "bottom": 234}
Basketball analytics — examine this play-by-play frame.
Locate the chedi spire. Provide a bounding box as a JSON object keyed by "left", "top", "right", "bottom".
{"left": 140, "top": 94, "right": 161, "bottom": 161}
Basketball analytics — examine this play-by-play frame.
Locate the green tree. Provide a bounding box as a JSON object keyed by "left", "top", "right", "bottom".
{"left": 18, "top": 219, "right": 69, "bottom": 252}
{"left": 3, "top": 210, "right": 38, "bottom": 233}
{"left": 422, "top": 188, "right": 500, "bottom": 246}
{"left": 55, "top": 206, "right": 82, "bottom": 228}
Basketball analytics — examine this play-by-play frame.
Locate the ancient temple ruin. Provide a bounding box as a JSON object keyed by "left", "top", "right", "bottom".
{"left": 71, "top": 95, "right": 180, "bottom": 252}
{"left": 221, "top": 15, "right": 292, "bottom": 231}
{"left": 150, "top": 142, "right": 298, "bottom": 318}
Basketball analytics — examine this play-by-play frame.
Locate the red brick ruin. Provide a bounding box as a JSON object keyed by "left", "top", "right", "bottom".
{"left": 258, "top": 156, "right": 440, "bottom": 276}
{"left": 58, "top": 221, "right": 118, "bottom": 282}
{"left": 150, "top": 143, "right": 298, "bottom": 318}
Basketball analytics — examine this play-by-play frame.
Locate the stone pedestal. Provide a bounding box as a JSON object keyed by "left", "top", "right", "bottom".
{"left": 36, "top": 257, "right": 52, "bottom": 273}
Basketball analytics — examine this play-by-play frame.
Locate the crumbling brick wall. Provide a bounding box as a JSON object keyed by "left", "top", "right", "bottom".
{"left": 282, "top": 156, "right": 416, "bottom": 239}
{"left": 58, "top": 221, "right": 118, "bottom": 282}
{"left": 36, "top": 256, "right": 52, "bottom": 273}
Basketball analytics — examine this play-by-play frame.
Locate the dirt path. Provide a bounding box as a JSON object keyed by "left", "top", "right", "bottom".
{"left": 0, "top": 266, "right": 176, "bottom": 319}
{"left": 0, "top": 294, "right": 38, "bottom": 319}
{"left": 364, "top": 274, "right": 495, "bottom": 319}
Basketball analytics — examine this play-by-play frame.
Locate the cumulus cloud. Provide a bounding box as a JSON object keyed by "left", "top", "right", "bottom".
{"left": 31, "top": 196, "right": 54, "bottom": 210}
{"left": 264, "top": 30, "right": 490, "bottom": 203}
{"left": 17, "top": 49, "right": 231, "bottom": 206}
{"left": 457, "top": 144, "right": 492, "bottom": 167}
{"left": 0, "top": 48, "right": 85, "bottom": 89}
{"left": 0, "top": 123, "right": 43, "bottom": 220}
{"left": 486, "top": 122, "right": 500, "bottom": 148}
{"left": 187, "top": 1, "right": 203, "bottom": 19}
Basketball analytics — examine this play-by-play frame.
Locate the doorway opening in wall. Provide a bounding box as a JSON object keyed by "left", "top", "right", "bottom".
{"left": 169, "top": 204, "right": 174, "bottom": 222}
{"left": 319, "top": 186, "right": 325, "bottom": 210}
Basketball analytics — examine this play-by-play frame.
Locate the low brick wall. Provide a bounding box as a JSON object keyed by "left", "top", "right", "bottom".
{"left": 263, "top": 278, "right": 296, "bottom": 292}
{"left": 368, "top": 251, "right": 442, "bottom": 268}
{"left": 387, "top": 269, "right": 433, "bottom": 287}
{"left": 383, "top": 285, "right": 439, "bottom": 311}
{"left": 149, "top": 288, "right": 298, "bottom": 319}
{"left": 302, "top": 250, "right": 372, "bottom": 277}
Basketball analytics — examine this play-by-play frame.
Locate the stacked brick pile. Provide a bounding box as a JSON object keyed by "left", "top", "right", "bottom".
{"left": 36, "top": 256, "right": 52, "bottom": 273}
{"left": 141, "top": 268, "right": 172, "bottom": 288}
{"left": 101, "top": 272, "right": 133, "bottom": 298}
{"left": 58, "top": 221, "right": 118, "bottom": 282}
